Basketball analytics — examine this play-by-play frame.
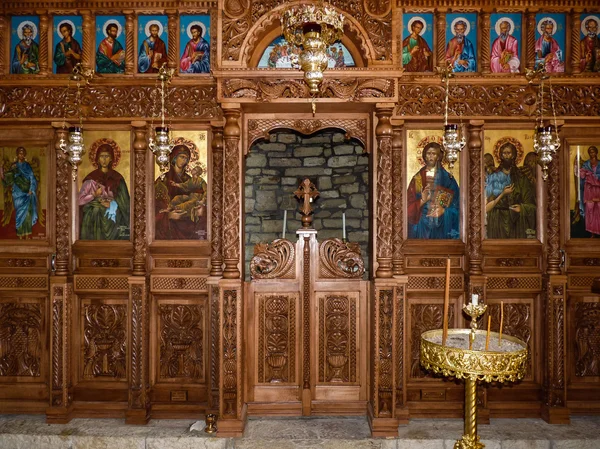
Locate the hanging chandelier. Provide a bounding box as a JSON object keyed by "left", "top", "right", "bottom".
{"left": 148, "top": 63, "right": 176, "bottom": 176}
{"left": 59, "top": 63, "right": 94, "bottom": 180}
{"left": 437, "top": 66, "right": 465, "bottom": 168}
{"left": 526, "top": 65, "right": 561, "bottom": 181}
{"left": 281, "top": 2, "right": 344, "bottom": 94}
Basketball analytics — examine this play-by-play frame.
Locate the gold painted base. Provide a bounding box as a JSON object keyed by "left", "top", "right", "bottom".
{"left": 454, "top": 434, "right": 484, "bottom": 449}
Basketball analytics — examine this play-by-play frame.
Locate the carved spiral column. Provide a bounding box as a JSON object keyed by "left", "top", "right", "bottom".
{"left": 81, "top": 10, "right": 94, "bottom": 70}
{"left": 546, "top": 156, "right": 561, "bottom": 275}
{"left": 37, "top": 11, "right": 49, "bottom": 75}
{"left": 467, "top": 121, "right": 484, "bottom": 276}
{"left": 526, "top": 11, "right": 537, "bottom": 70}
{"left": 54, "top": 126, "right": 71, "bottom": 276}
{"left": 480, "top": 12, "right": 491, "bottom": 74}
{"left": 391, "top": 121, "right": 404, "bottom": 276}
{"left": 571, "top": 11, "right": 582, "bottom": 75}
{"left": 132, "top": 123, "right": 148, "bottom": 276}
{"left": 167, "top": 11, "right": 178, "bottom": 71}
{"left": 375, "top": 105, "right": 394, "bottom": 278}
{"left": 211, "top": 124, "right": 224, "bottom": 277}
{"left": 124, "top": 11, "right": 135, "bottom": 74}
{"left": 222, "top": 107, "right": 241, "bottom": 279}
{"left": 435, "top": 10, "right": 447, "bottom": 67}
{"left": 0, "top": 15, "right": 7, "bottom": 74}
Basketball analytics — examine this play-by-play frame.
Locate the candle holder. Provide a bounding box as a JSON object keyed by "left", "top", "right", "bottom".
{"left": 204, "top": 413, "right": 217, "bottom": 434}
{"left": 463, "top": 303, "right": 487, "bottom": 349}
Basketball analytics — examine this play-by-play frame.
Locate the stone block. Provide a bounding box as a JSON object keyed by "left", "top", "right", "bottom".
{"left": 246, "top": 216, "right": 261, "bottom": 224}
{"left": 356, "top": 155, "right": 369, "bottom": 165}
{"left": 304, "top": 157, "right": 326, "bottom": 167}
{"left": 245, "top": 199, "right": 256, "bottom": 213}
{"left": 250, "top": 233, "right": 279, "bottom": 244}
{"left": 340, "top": 183, "right": 359, "bottom": 194}
{"left": 285, "top": 168, "right": 327, "bottom": 177}
{"left": 320, "top": 198, "right": 347, "bottom": 209}
{"left": 258, "top": 142, "right": 287, "bottom": 151}
{"left": 245, "top": 185, "right": 254, "bottom": 198}
{"left": 333, "top": 145, "right": 355, "bottom": 155}
{"left": 247, "top": 168, "right": 262, "bottom": 176}
{"left": 255, "top": 176, "right": 281, "bottom": 185}
{"left": 245, "top": 225, "right": 261, "bottom": 233}
{"left": 245, "top": 176, "right": 254, "bottom": 184}
{"left": 315, "top": 210, "right": 332, "bottom": 218}
{"left": 262, "top": 169, "right": 280, "bottom": 175}
{"left": 268, "top": 151, "right": 293, "bottom": 158}
{"left": 320, "top": 190, "right": 340, "bottom": 199}
{"left": 323, "top": 218, "right": 343, "bottom": 228}
{"left": 361, "top": 172, "right": 369, "bottom": 184}
{"left": 278, "top": 133, "right": 298, "bottom": 144}
{"left": 348, "top": 230, "right": 369, "bottom": 242}
{"left": 271, "top": 158, "right": 301, "bottom": 167}
{"left": 355, "top": 146, "right": 366, "bottom": 154}
{"left": 262, "top": 219, "right": 285, "bottom": 233}
{"left": 294, "top": 146, "right": 323, "bottom": 158}
{"left": 324, "top": 148, "right": 332, "bottom": 157}
{"left": 282, "top": 177, "right": 298, "bottom": 185}
{"left": 255, "top": 190, "right": 277, "bottom": 211}
{"left": 328, "top": 155, "right": 357, "bottom": 168}
{"left": 350, "top": 193, "right": 367, "bottom": 209}
{"left": 247, "top": 153, "right": 267, "bottom": 167}
{"left": 332, "top": 175, "right": 357, "bottom": 185}
{"left": 301, "top": 135, "right": 330, "bottom": 144}
{"left": 332, "top": 132, "right": 346, "bottom": 142}
{"left": 317, "top": 176, "right": 332, "bottom": 190}
{"left": 316, "top": 229, "right": 343, "bottom": 240}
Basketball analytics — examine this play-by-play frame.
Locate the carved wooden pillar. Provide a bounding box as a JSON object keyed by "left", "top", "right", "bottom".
{"left": 467, "top": 121, "right": 484, "bottom": 276}
{"left": 0, "top": 15, "right": 7, "bottom": 74}
{"left": 375, "top": 104, "right": 394, "bottom": 279}
{"left": 124, "top": 11, "right": 135, "bottom": 75}
{"left": 546, "top": 155, "right": 562, "bottom": 276}
{"left": 81, "top": 10, "right": 94, "bottom": 70}
{"left": 37, "top": 11, "right": 50, "bottom": 75}
{"left": 126, "top": 278, "right": 150, "bottom": 424}
{"left": 435, "top": 10, "right": 447, "bottom": 67}
{"left": 480, "top": 12, "right": 491, "bottom": 74}
{"left": 222, "top": 106, "right": 241, "bottom": 279}
{"left": 391, "top": 120, "right": 404, "bottom": 276}
{"left": 570, "top": 11, "right": 582, "bottom": 75}
{"left": 132, "top": 122, "right": 148, "bottom": 276}
{"left": 526, "top": 11, "right": 537, "bottom": 70}
{"left": 53, "top": 125, "right": 71, "bottom": 276}
{"left": 211, "top": 124, "right": 224, "bottom": 277}
{"left": 167, "top": 10, "right": 178, "bottom": 71}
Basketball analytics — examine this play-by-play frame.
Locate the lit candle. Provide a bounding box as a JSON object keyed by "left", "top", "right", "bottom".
{"left": 342, "top": 212, "right": 346, "bottom": 240}
{"left": 442, "top": 257, "right": 451, "bottom": 346}
{"left": 282, "top": 209, "right": 287, "bottom": 240}
{"left": 472, "top": 294, "right": 479, "bottom": 306}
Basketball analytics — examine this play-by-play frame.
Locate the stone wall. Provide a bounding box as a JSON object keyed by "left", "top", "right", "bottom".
{"left": 244, "top": 130, "right": 370, "bottom": 280}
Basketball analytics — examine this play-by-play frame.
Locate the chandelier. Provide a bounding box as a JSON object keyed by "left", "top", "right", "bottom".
{"left": 282, "top": 2, "right": 344, "bottom": 94}
{"left": 526, "top": 64, "right": 561, "bottom": 181}
{"left": 148, "top": 63, "right": 176, "bottom": 176}
{"left": 437, "top": 66, "right": 466, "bottom": 169}
{"left": 59, "top": 63, "right": 94, "bottom": 180}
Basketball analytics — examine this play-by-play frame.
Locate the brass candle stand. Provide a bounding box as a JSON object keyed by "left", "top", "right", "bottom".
{"left": 420, "top": 303, "right": 528, "bottom": 449}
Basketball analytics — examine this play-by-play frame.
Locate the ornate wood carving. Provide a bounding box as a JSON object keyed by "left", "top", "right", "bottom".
{"left": 211, "top": 125, "right": 224, "bottom": 277}
{"left": 525, "top": 11, "right": 536, "bottom": 71}
{"left": 129, "top": 282, "right": 149, "bottom": 414}
{"left": 0, "top": 86, "right": 220, "bottom": 120}
{"left": 480, "top": 12, "right": 491, "bottom": 74}
{"left": 487, "top": 276, "right": 541, "bottom": 290}
{"left": 546, "top": 157, "right": 561, "bottom": 275}
{"left": 574, "top": 302, "right": 600, "bottom": 377}
{"left": 319, "top": 238, "right": 365, "bottom": 279}
{"left": 50, "top": 283, "right": 71, "bottom": 408}
{"left": 407, "top": 275, "right": 463, "bottom": 290}
{"left": 435, "top": 11, "right": 446, "bottom": 68}
{"left": 124, "top": 11, "right": 135, "bottom": 74}
{"left": 396, "top": 284, "right": 404, "bottom": 408}
{"left": 222, "top": 289, "right": 240, "bottom": 417}
{"left": 210, "top": 286, "right": 220, "bottom": 409}
{"left": 0, "top": 302, "right": 42, "bottom": 377}
{"left": 38, "top": 12, "right": 49, "bottom": 76}
{"left": 159, "top": 304, "right": 204, "bottom": 380}
{"left": 375, "top": 105, "right": 393, "bottom": 278}
{"left": 222, "top": 78, "right": 395, "bottom": 102}
{"left": 75, "top": 276, "right": 129, "bottom": 291}
{"left": 151, "top": 276, "right": 208, "bottom": 291}
{"left": 167, "top": 11, "right": 178, "bottom": 71}
{"left": 419, "top": 258, "right": 446, "bottom": 268}
{"left": 468, "top": 122, "right": 483, "bottom": 275}
{"left": 0, "top": 276, "right": 48, "bottom": 290}
{"left": 545, "top": 278, "right": 567, "bottom": 408}
{"left": 302, "top": 236, "right": 311, "bottom": 390}
{"left": 496, "top": 258, "right": 525, "bottom": 267}
{"left": 54, "top": 127, "right": 70, "bottom": 276}
{"left": 222, "top": 108, "right": 241, "bottom": 279}
{"left": 571, "top": 12, "right": 582, "bottom": 75}
{"left": 410, "top": 303, "right": 454, "bottom": 378}
{"left": 257, "top": 294, "right": 296, "bottom": 383}
{"left": 250, "top": 239, "right": 295, "bottom": 279}
{"left": 132, "top": 124, "right": 148, "bottom": 275}
{"left": 373, "top": 288, "right": 394, "bottom": 416}
{"left": 247, "top": 118, "right": 368, "bottom": 149}
{"left": 318, "top": 294, "right": 356, "bottom": 384}
{"left": 391, "top": 123, "right": 404, "bottom": 275}
{"left": 0, "top": 16, "right": 7, "bottom": 75}
{"left": 81, "top": 10, "right": 94, "bottom": 70}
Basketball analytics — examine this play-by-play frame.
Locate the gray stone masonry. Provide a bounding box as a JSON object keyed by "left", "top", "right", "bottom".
{"left": 245, "top": 131, "right": 369, "bottom": 280}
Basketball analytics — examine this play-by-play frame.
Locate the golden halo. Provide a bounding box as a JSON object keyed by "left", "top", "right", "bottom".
{"left": 492, "top": 136, "right": 524, "bottom": 166}
{"left": 416, "top": 135, "right": 452, "bottom": 168}
{"left": 88, "top": 138, "right": 122, "bottom": 169}
{"left": 171, "top": 136, "right": 203, "bottom": 173}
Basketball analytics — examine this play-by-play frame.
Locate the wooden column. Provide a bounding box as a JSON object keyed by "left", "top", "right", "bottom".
{"left": 132, "top": 122, "right": 148, "bottom": 276}
{"left": 167, "top": 10, "right": 178, "bottom": 71}
{"left": 124, "top": 11, "right": 135, "bottom": 74}
{"left": 391, "top": 120, "right": 404, "bottom": 276}
{"left": 37, "top": 11, "right": 49, "bottom": 75}
{"left": 0, "top": 15, "right": 7, "bottom": 74}
{"left": 53, "top": 125, "right": 71, "bottom": 276}
{"left": 526, "top": 11, "right": 537, "bottom": 70}
{"left": 467, "top": 121, "right": 484, "bottom": 276}
{"left": 570, "top": 11, "right": 582, "bottom": 75}
{"left": 375, "top": 104, "right": 394, "bottom": 278}
{"left": 222, "top": 106, "right": 242, "bottom": 279}
{"left": 480, "top": 12, "right": 491, "bottom": 74}
{"left": 126, "top": 278, "right": 150, "bottom": 424}
{"left": 210, "top": 123, "right": 224, "bottom": 277}
{"left": 80, "top": 10, "right": 94, "bottom": 70}
{"left": 435, "top": 10, "right": 447, "bottom": 67}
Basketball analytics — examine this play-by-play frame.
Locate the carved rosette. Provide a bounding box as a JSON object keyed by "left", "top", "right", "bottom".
{"left": 222, "top": 109, "right": 241, "bottom": 279}
{"left": 375, "top": 106, "right": 394, "bottom": 278}
{"left": 222, "top": 78, "right": 395, "bottom": 102}
{"left": 129, "top": 282, "right": 149, "bottom": 413}
{"left": 318, "top": 295, "right": 356, "bottom": 384}
{"left": 319, "top": 238, "right": 365, "bottom": 279}
{"left": 544, "top": 277, "right": 567, "bottom": 408}
{"left": 82, "top": 304, "right": 127, "bottom": 379}
{"left": 159, "top": 304, "right": 204, "bottom": 380}
{"left": 221, "top": 289, "right": 241, "bottom": 417}
{"left": 250, "top": 239, "right": 295, "bottom": 279}
{"left": 468, "top": 122, "right": 483, "bottom": 274}
{"left": 574, "top": 302, "right": 600, "bottom": 377}
{"left": 258, "top": 294, "right": 296, "bottom": 383}
{"left": 211, "top": 126, "right": 224, "bottom": 277}
{"left": 132, "top": 125, "right": 148, "bottom": 275}
{"left": 54, "top": 127, "right": 70, "bottom": 276}
{"left": 0, "top": 303, "right": 43, "bottom": 377}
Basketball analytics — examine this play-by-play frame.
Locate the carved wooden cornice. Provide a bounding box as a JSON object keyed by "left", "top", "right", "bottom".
{"left": 1, "top": 1, "right": 216, "bottom": 12}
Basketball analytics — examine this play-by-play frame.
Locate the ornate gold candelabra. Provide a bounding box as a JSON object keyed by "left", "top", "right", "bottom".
{"left": 420, "top": 304, "right": 528, "bottom": 449}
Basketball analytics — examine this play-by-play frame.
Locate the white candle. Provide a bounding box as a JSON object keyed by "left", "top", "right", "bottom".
{"left": 342, "top": 212, "right": 346, "bottom": 239}
{"left": 472, "top": 294, "right": 479, "bottom": 306}
{"left": 282, "top": 210, "right": 287, "bottom": 239}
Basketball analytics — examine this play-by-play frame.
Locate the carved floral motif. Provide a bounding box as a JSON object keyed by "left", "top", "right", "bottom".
{"left": 574, "top": 302, "right": 600, "bottom": 377}
{"left": 411, "top": 303, "right": 454, "bottom": 378}
{"left": 0, "top": 303, "right": 42, "bottom": 377}
{"left": 319, "top": 238, "right": 365, "bottom": 279}
{"left": 250, "top": 239, "right": 295, "bottom": 279}
{"left": 319, "top": 295, "right": 355, "bottom": 383}
{"left": 83, "top": 304, "right": 127, "bottom": 379}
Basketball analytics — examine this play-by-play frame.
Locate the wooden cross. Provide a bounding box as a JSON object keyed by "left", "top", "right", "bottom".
{"left": 294, "top": 178, "right": 319, "bottom": 228}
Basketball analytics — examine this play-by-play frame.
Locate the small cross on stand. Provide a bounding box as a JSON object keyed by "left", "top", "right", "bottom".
{"left": 294, "top": 178, "right": 319, "bottom": 228}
